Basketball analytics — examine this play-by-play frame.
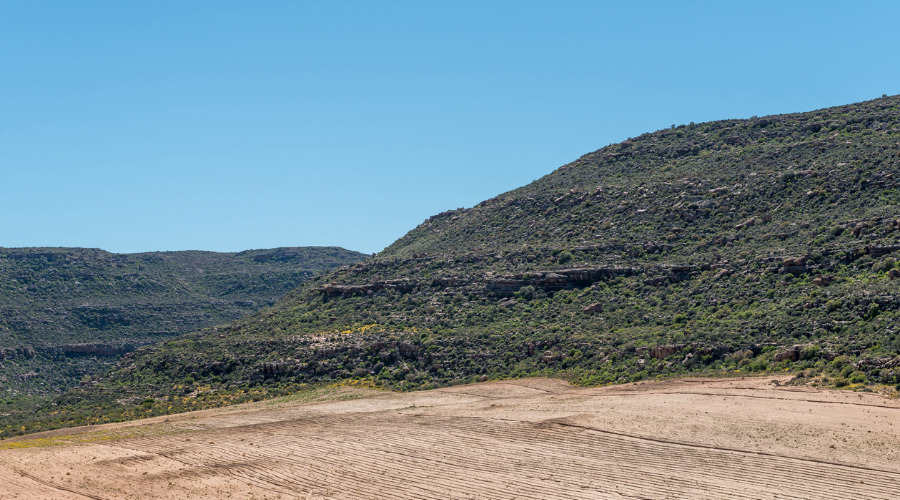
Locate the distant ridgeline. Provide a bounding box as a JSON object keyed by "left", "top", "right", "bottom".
{"left": 0, "top": 247, "right": 367, "bottom": 399}
{"left": 10, "top": 95, "right": 900, "bottom": 436}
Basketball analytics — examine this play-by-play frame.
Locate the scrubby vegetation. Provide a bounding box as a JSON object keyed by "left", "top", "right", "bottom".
{"left": 0, "top": 247, "right": 366, "bottom": 405}
{"left": 5, "top": 95, "right": 900, "bottom": 437}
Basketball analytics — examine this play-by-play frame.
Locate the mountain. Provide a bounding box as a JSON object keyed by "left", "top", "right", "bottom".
{"left": 9, "top": 95, "right": 900, "bottom": 436}
{"left": 0, "top": 246, "right": 367, "bottom": 400}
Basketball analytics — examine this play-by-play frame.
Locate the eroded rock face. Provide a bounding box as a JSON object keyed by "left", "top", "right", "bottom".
{"left": 315, "top": 267, "right": 640, "bottom": 297}
{"left": 866, "top": 245, "right": 900, "bottom": 258}
{"left": 261, "top": 362, "right": 289, "bottom": 375}
{"left": 484, "top": 267, "right": 638, "bottom": 296}
{"left": 637, "top": 343, "right": 735, "bottom": 361}
{"left": 856, "top": 357, "right": 900, "bottom": 369}
{"left": 316, "top": 279, "right": 415, "bottom": 295}
{"left": 0, "top": 347, "right": 36, "bottom": 361}
{"left": 56, "top": 343, "right": 134, "bottom": 356}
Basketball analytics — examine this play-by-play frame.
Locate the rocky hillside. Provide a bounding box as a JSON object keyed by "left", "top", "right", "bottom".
{"left": 0, "top": 246, "right": 366, "bottom": 399}
{"left": 10, "top": 95, "right": 900, "bottom": 436}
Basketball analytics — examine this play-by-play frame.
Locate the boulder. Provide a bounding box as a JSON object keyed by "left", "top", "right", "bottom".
{"left": 651, "top": 344, "right": 683, "bottom": 359}
{"left": 802, "top": 123, "right": 823, "bottom": 133}
{"left": 773, "top": 346, "right": 802, "bottom": 362}
{"left": 783, "top": 256, "right": 809, "bottom": 274}
{"left": 811, "top": 275, "right": 832, "bottom": 287}
{"left": 583, "top": 303, "right": 603, "bottom": 315}
{"left": 541, "top": 351, "right": 559, "bottom": 363}
{"left": 734, "top": 217, "right": 757, "bottom": 229}
{"left": 729, "top": 349, "right": 755, "bottom": 361}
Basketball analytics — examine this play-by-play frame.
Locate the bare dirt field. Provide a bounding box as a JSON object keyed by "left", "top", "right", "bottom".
{"left": 1, "top": 376, "right": 899, "bottom": 499}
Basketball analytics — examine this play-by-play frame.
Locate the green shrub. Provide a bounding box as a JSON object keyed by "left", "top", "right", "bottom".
{"left": 800, "top": 345, "right": 821, "bottom": 360}
{"left": 748, "top": 360, "right": 768, "bottom": 372}
{"left": 872, "top": 257, "right": 897, "bottom": 273}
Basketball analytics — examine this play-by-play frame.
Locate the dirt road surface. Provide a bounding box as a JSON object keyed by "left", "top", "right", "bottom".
{"left": 1, "top": 376, "right": 898, "bottom": 499}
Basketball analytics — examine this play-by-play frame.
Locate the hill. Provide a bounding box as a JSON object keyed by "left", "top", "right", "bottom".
{"left": 9, "top": 95, "right": 900, "bottom": 436}
{"left": 0, "top": 246, "right": 367, "bottom": 401}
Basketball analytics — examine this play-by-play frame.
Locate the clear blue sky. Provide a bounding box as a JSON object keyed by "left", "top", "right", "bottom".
{"left": 2, "top": 1, "right": 898, "bottom": 254}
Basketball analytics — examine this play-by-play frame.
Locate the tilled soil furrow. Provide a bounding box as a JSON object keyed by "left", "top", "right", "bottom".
{"left": 647, "top": 391, "right": 900, "bottom": 410}
{"left": 168, "top": 439, "right": 458, "bottom": 499}
{"left": 532, "top": 422, "right": 900, "bottom": 495}
{"left": 280, "top": 442, "right": 521, "bottom": 499}
{"left": 9, "top": 467, "right": 106, "bottom": 500}
{"left": 319, "top": 419, "right": 776, "bottom": 499}
{"left": 514, "top": 426, "right": 897, "bottom": 499}
{"left": 210, "top": 431, "right": 595, "bottom": 498}
{"left": 123, "top": 412, "right": 900, "bottom": 500}
{"left": 6, "top": 377, "right": 898, "bottom": 499}
{"left": 356, "top": 415, "right": 899, "bottom": 499}
{"left": 219, "top": 465, "right": 307, "bottom": 498}
{"left": 375, "top": 432, "right": 774, "bottom": 499}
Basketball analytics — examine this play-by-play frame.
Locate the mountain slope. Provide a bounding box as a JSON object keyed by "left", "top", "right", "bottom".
{"left": 11, "top": 95, "right": 900, "bottom": 436}
{"left": 0, "top": 246, "right": 367, "bottom": 399}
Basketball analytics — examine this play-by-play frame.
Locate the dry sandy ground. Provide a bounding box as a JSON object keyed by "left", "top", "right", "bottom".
{"left": 1, "top": 376, "right": 899, "bottom": 499}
